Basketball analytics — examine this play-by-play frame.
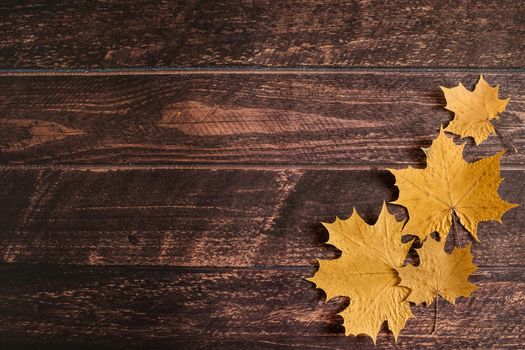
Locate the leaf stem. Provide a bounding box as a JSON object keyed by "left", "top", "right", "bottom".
{"left": 431, "top": 297, "right": 439, "bottom": 335}
{"left": 452, "top": 214, "right": 462, "bottom": 247}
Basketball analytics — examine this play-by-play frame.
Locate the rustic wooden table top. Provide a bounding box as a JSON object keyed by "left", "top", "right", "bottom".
{"left": 0, "top": 1, "right": 523, "bottom": 349}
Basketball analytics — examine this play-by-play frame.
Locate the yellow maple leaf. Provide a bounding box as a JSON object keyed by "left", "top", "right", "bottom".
{"left": 307, "top": 203, "right": 413, "bottom": 343}
{"left": 389, "top": 127, "right": 517, "bottom": 241}
{"left": 442, "top": 74, "right": 509, "bottom": 144}
{"left": 398, "top": 237, "right": 477, "bottom": 305}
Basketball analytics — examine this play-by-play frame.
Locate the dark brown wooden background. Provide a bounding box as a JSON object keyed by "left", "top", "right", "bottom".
{"left": 0, "top": 1, "right": 523, "bottom": 349}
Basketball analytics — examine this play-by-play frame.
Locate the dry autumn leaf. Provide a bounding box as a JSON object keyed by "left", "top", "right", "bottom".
{"left": 307, "top": 203, "right": 413, "bottom": 343}
{"left": 442, "top": 75, "right": 509, "bottom": 144}
{"left": 389, "top": 127, "right": 517, "bottom": 241}
{"left": 399, "top": 237, "right": 477, "bottom": 306}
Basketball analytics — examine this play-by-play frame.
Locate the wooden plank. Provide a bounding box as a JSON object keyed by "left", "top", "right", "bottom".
{"left": 0, "top": 264, "right": 522, "bottom": 348}
{"left": 0, "top": 72, "right": 524, "bottom": 166}
{"left": 0, "top": 1, "right": 523, "bottom": 69}
{"left": 1, "top": 168, "right": 522, "bottom": 267}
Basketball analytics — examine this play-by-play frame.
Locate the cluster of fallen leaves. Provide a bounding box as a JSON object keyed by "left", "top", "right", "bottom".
{"left": 307, "top": 75, "right": 517, "bottom": 344}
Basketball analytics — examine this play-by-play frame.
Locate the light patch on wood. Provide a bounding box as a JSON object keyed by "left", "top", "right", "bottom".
{"left": 158, "top": 101, "right": 380, "bottom": 136}
{"left": 0, "top": 119, "right": 85, "bottom": 151}
{"left": 87, "top": 249, "right": 104, "bottom": 265}
{"left": 158, "top": 231, "right": 176, "bottom": 265}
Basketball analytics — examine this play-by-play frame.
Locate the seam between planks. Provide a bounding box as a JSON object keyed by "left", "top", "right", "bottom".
{"left": 1, "top": 263, "right": 523, "bottom": 271}
{"left": 1, "top": 67, "right": 525, "bottom": 76}
{"left": 1, "top": 163, "right": 525, "bottom": 171}
{"left": 0, "top": 264, "right": 523, "bottom": 273}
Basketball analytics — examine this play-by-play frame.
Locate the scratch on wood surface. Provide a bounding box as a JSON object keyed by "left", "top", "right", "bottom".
{"left": 261, "top": 171, "right": 303, "bottom": 232}
{"left": 250, "top": 170, "right": 304, "bottom": 264}
{"left": 2, "top": 171, "right": 61, "bottom": 262}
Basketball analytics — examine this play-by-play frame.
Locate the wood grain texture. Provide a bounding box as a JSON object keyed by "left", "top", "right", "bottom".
{"left": 0, "top": 72, "right": 524, "bottom": 166}
{"left": 1, "top": 0, "right": 524, "bottom": 69}
{"left": 0, "top": 264, "right": 523, "bottom": 349}
{"left": 1, "top": 2, "right": 524, "bottom": 346}
{"left": 1, "top": 168, "right": 522, "bottom": 267}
